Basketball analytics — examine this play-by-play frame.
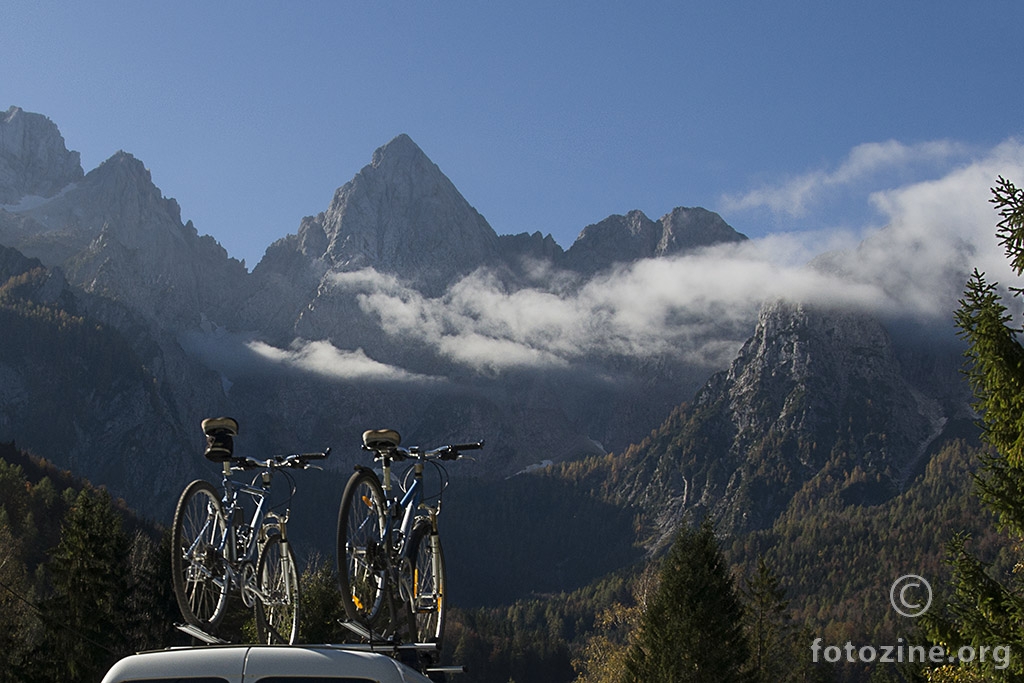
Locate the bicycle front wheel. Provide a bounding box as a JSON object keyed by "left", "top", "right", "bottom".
{"left": 255, "top": 533, "right": 300, "bottom": 644}
{"left": 171, "top": 480, "right": 230, "bottom": 631}
{"left": 406, "top": 519, "right": 447, "bottom": 646}
{"left": 337, "top": 469, "right": 388, "bottom": 625}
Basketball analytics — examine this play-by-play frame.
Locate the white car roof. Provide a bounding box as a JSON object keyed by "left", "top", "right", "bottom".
{"left": 100, "top": 644, "right": 433, "bottom": 683}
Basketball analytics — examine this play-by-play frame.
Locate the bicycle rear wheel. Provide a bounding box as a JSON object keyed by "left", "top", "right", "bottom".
{"left": 337, "top": 469, "right": 388, "bottom": 625}
{"left": 406, "top": 519, "right": 447, "bottom": 646}
{"left": 255, "top": 533, "right": 300, "bottom": 644}
{"left": 171, "top": 480, "right": 230, "bottom": 631}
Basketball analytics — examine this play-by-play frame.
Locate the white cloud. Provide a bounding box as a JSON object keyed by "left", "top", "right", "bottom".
{"left": 328, "top": 244, "right": 885, "bottom": 374}
{"left": 720, "top": 139, "right": 971, "bottom": 219}
{"left": 247, "top": 339, "right": 442, "bottom": 383}
{"left": 320, "top": 138, "right": 1024, "bottom": 377}
{"left": 179, "top": 137, "right": 1024, "bottom": 385}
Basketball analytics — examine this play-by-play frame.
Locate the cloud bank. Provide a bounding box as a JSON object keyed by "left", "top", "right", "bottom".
{"left": 246, "top": 339, "right": 441, "bottom": 383}
{"left": 720, "top": 139, "right": 974, "bottom": 219}
{"left": 223, "top": 138, "right": 1024, "bottom": 383}
{"left": 181, "top": 327, "right": 443, "bottom": 385}
{"left": 318, "top": 138, "right": 1024, "bottom": 378}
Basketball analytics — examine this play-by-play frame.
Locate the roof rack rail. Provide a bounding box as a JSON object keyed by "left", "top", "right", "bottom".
{"left": 174, "top": 623, "right": 228, "bottom": 645}
{"left": 426, "top": 665, "right": 467, "bottom": 675}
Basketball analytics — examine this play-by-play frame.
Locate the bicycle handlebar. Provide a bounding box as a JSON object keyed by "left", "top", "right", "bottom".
{"left": 366, "top": 440, "right": 484, "bottom": 461}
{"left": 433, "top": 441, "right": 484, "bottom": 460}
{"left": 231, "top": 448, "right": 331, "bottom": 471}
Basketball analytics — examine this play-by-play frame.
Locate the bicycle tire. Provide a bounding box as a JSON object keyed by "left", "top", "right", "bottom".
{"left": 171, "top": 479, "right": 230, "bottom": 631}
{"left": 406, "top": 518, "right": 447, "bottom": 646}
{"left": 337, "top": 469, "right": 388, "bottom": 625}
{"left": 255, "top": 532, "right": 300, "bottom": 644}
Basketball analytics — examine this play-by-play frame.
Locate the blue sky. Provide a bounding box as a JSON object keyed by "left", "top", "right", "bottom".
{"left": 4, "top": 2, "right": 1023, "bottom": 269}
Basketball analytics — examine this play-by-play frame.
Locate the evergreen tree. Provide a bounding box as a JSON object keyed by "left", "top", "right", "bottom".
{"left": 123, "top": 530, "right": 179, "bottom": 652}
{"left": 741, "top": 556, "right": 790, "bottom": 682}
{"left": 622, "top": 519, "right": 752, "bottom": 683}
{"left": 0, "top": 511, "right": 38, "bottom": 683}
{"left": 27, "top": 488, "right": 132, "bottom": 683}
{"left": 922, "top": 176, "right": 1024, "bottom": 681}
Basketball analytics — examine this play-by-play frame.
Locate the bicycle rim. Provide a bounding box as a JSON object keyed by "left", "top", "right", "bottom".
{"left": 337, "top": 471, "right": 388, "bottom": 624}
{"left": 256, "top": 534, "right": 300, "bottom": 644}
{"left": 409, "top": 521, "right": 446, "bottom": 644}
{"left": 171, "top": 480, "right": 229, "bottom": 630}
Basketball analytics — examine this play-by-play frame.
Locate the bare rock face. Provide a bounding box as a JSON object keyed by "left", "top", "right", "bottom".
{"left": 658, "top": 206, "right": 748, "bottom": 253}
{"left": 621, "top": 300, "right": 949, "bottom": 544}
{"left": 3, "top": 149, "right": 246, "bottom": 330}
{"left": 564, "top": 206, "right": 746, "bottom": 273}
{"left": 260, "top": 134, "right": 501, "bottom": 295}
{"left": 721, "top": 301, "right": 942, "bottom": 472}
{"left": 0, "top": 106, "right": 83, "bottom": 204}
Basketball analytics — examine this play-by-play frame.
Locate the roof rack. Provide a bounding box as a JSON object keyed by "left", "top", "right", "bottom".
{"left": 174, "top": 623, "right": 228, "bottom": 645}
{"left": 171, "top": 622, "right": 466, "bottom": 676}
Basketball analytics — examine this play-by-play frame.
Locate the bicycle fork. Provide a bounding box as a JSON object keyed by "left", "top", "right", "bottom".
{"left": 416, "top": 509, "right": 444, "bottom": 621}
{"left": 251, "top": 511, "right": 294, "bottom": 608}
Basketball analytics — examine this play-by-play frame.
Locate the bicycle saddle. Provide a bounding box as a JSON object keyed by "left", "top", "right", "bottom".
{"left": 362, "top": 429, "right": 401, "bottom": 450}
{"left": 202, "top": 416, "right": 239, "bottom": 462}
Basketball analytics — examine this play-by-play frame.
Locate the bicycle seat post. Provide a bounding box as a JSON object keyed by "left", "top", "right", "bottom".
{"left": 381, "top": 453, "right": 392, "bottom": 494}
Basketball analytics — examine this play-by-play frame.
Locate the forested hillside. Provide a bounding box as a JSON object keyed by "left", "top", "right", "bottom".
{"left": 1, "top": 429, "right": 1011, "bottom": 683}
{"left": 0, "top": 442, "right": 182, "bottom": 682}
{"left": 429, "top": 437, "right": 1012, "bottom": 682}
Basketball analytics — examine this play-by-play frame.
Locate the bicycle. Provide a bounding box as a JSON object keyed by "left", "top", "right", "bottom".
{"left": 336, "top": 429, "right": 482, "bottom": 657}
{"left": 171, "top": 417, "right": 329, "bottom": 644}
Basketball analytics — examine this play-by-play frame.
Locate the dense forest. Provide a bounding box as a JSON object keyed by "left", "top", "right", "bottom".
{"left": 1, "top": 433, "right": 1011, "bottom": 683}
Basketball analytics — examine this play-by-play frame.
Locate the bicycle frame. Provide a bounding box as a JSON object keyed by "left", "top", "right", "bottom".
{"left": 220, "top": 462, "right": 273, "bottom": 565}
{"left": 379, "top": 458, "right": 429, "bottom": 551}
{"left": 354, "top": 453, "right": 447, "bottom": 629}
{"left": 174, "top": 421, "right": 327, "bottom": 643}
{"left": 196, "top": 460, "right": 288, "bottom": 607}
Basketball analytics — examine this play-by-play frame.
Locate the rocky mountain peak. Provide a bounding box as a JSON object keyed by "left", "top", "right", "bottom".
{"left": 0, "top": 129, "right": 244, "bottom": 331}
{"left": 90, "top": 150, "right": 156, "bottom": 187}
{"left": 624, "top": 299, "right": 949, "bottom": 543}
{"left": 659, "top": 207, "right": 747, "bottom": 252}
{"left": 708, "top": 300, "right": 942, "bottom": 525}
{"left": 0, "top": 106, "right": 83, "bottom": 203}
{"left": 564, "top": 207, "right": 746, "bottom": 273}
{"left": 77, "top": 151, "right": 185, "bottom": 243}
{"left": 721, "top": 301, "right": 943, "bottom": 456}
{"left": 370, "top": 132, "right": 428, "bottom": 169}
{"left": 260, "top": 134, "right": 500, "bottom": 293}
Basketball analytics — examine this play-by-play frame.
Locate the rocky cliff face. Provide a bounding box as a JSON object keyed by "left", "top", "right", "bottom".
{"left": 0, "top": 106, "right": 970, "bottom": 530}
{"left": 258, "top": 134, "right": 501, "bottom": 296}
{"left": 0, "top": 245, "right": 219, "bottom": 514}
{"left": 564, "top": 206, "right": 747, "bottom": 273}
{"left": 620, "top": 300, "right": 959, "bottom": 546}
{"left": 0, "top": 106, "right": 83, "bottom": 204}
{"left": 1, "top": 148, "right": 247, "bottom": 331}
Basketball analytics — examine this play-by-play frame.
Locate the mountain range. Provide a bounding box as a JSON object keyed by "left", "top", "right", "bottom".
{"left": 0, "top": 105, "right": 978, "bottom": 605}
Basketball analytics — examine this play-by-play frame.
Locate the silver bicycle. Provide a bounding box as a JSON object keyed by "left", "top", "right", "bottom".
{"left": 337, "top": 428, "right": 482, "bottom": 661}
{"left": 171, "top": 417, "right": 329, "bottom": 644}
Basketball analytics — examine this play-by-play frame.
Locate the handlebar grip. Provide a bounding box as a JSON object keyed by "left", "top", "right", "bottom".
{"left": 437, "top": 441, "right": 483, "bottom": 459}
{"left": 289, "top": 449, "right": 331, "bottom": 467}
